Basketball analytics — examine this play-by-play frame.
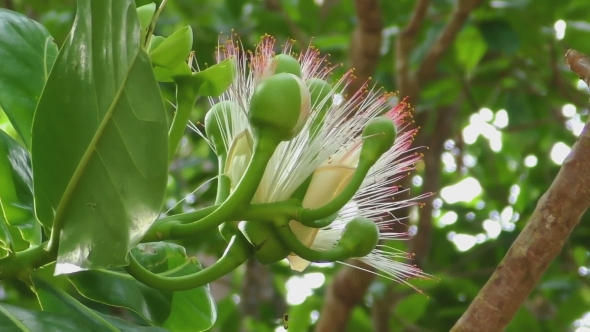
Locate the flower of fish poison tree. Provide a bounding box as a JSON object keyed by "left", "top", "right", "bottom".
{"left": 194, "top": 35, "right": 431, "bottom": 288}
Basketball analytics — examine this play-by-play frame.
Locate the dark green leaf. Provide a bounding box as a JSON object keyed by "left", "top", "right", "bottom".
{"left": 32, "top": 276, "right": 169, "bottom": 332}
{"left": 0, "top": 8, "right": 58, "bottom": 147}
{"left": 69, "top": 242, "right": 216, "bottom": 332}
{"left": 0, "top": 302, "right": 85, "bottom": 331}
{"left": 478, "top": 19, "right": 521, "bottom": 55}
{"left": 0, "top": 130, "right": 40, "bottom": 247}
{"left": 31, "top": 0, "right": 168, "bottom": 272}
{"left": 394, "top": 293, "right": 430, "bottom": 323}
{"left": 33, "top": 276, "right": 123, "bottom": 331}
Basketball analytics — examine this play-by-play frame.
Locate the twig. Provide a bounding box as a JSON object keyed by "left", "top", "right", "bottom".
{"left": 314, "top": 261, "right": 375, "bottom": 332}
{"left": 416, "top": 0, "right": 485, "bottom": 83}
{"left": 450, "top": 49, "right": 590, "bottom": 332}
{"left": 347, "top": 0, "right": 383, "bottom": 95}
{"left": 395, "top": 0, "right": 430, "bottom": 99}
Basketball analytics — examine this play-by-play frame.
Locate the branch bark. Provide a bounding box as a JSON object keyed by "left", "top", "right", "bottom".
{"left": 347, "top": 0, "right": 383, "bottom": 95}
{"left": 416, "top": 0, "right": 485, "bottom": 83}
{"left": 404, "top": 0, "right": 484, "bottom": 268}
{"left": 451, "top": 49, "right": 590, "bottom": 332}
{"left": 395, "top": 0, "right": 429, "bottom": 99}
{"left": 315, "top": 261, "right": 375, "bottom": 332}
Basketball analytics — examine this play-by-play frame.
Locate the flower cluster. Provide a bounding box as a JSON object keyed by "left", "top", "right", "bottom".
{"left": 194, "top": 35, "right": 430, "bottom": 287}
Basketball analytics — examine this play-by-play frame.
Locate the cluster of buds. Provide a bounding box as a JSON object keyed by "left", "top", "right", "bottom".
{"left": 196, "top": 35, "right": 429, "bottom": 286}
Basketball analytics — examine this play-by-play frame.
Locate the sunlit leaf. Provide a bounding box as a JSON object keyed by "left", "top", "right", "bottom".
{"left": 31, "top": 0, "right": 168, "bottom": 273}
{"left": 454, "top": 25, "right": 488, "bottom": 74}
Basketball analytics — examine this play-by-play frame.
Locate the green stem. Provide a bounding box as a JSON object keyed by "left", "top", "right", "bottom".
{"left": 158, "top": 141, "right": 275, "bottom": 240}
{"left": 241, "top": 200, "right": 300, "bottom": 221}
{"left": 125, "top": 234, "right": 252, "bottom": 291}
{"left": 142, "top": 204, "right": 219, "bottom": 242}
{"left": 145, "top": 0, "right": 169, "bottom": 54}
{"left": 272, "top": 219, "right": 350, "bottom": 262}
{"left": 299, "top": 160, "right": 373, "bottom": 224}
{"left": 0, "top": 244, "right": 54, "bottom": 280}
{"left": 168, "top": 82, "right": 198, "bottom": 162}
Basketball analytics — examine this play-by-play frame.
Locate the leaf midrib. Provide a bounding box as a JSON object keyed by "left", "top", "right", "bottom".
{"left": 0, "top": 304, "right": 29, "bottom": 331}
{"left": 51, "top": 48, "right": 141, "bottom": 242}
{"left": 35, "top": 278, "right": 120, "bottom": 332}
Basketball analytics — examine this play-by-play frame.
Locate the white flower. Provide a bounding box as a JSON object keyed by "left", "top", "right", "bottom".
{"left": 192, "top": 35, "right": 430, "bottom": 287}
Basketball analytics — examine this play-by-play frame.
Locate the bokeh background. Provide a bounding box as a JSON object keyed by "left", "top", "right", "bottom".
{"left": 3, "top": 0, "right": 590, "bottom": 331}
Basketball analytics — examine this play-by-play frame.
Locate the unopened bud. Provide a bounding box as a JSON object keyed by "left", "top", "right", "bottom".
{"left": 336, "top": 217, "right": 379, "bottom": 258}
{"left": 360, "top": 116, "right": 397, "bottom": 164}
{"left": 273, "top": 54, "right": 302, "bottom": 77}
{"left": 248, "top": 73, "right": 311, "bottom": 142}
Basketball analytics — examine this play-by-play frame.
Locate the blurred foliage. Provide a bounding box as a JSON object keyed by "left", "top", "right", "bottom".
{"left": 3, "top": 0, "right": 590, "bottom": 331}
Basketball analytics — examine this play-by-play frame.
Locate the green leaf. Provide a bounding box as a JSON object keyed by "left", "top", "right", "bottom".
{"left": 287, "top": 295, "right": 322, "bottom": 332}
{"left": 153, "top": 57, "right": 234, "bottom": 94}
{"left": 394, "top": 293, "right": 430, "bottom": 323}
{"left": 31, "top": 0, "right": 168, "bottom": 272}
{"left": 573, "top": 246, "right": 588, "bottom": 267}
{"left": 0, "top": 130, "right": 41, "bottom": 247}
{"left": 454, "top": 25, "right": 487, "bottom": 74}
{"left": 191, "top": 58, "right": 235, "bottom": 96}
{"left": 68, "top": 242, "right": 216, "bottom": 332}
{"left": 149, "top": 26, "right": 193, "bottom": 70}
{"left": 34, "top": 275, "right": 123, "bottom": 331}
{"left": 0, "top": 8, "right": 58, "bottom": 148}
{"left": 478, "top": 19, "right": 521, "bottom": 55}
{"left": 136, "top": 2, "right": 156, "bottom": 47}
{"left": 0, "top": 302, "right": 86, "bottom": 331}
{"left": 32, "top": 276, "right": 169, "bottom": 332}
{"left": 0, "top": 215, "right": 13, "bottom": 256}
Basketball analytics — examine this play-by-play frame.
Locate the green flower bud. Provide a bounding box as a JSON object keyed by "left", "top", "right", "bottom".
{"left": 248, "top": 73, "right": 311, "bottom": 142}
{"left": 336, "top": 217, "right": 379, "bottom": 257}
{"left": 306, "top": 78, "right": 332, "bottom": 137}
{"left": 239, "top": 221, "right": 290, "bottom": 264}
{"left": 360, "top": 116, "right": 397, "bottom": 164}
{"left": 149, "top": 26, "right": 193, "bottom": 70}
{"left": 273, "top": 54, "right": 302, "bottom": 77}
{"left": 205, "top": 101, "right": 240, "bottom": 154}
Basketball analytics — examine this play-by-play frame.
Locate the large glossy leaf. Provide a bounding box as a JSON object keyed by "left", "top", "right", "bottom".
{"left": 0, "top": 9, "right": 58, "bottom": 147}
{"left": 0, "top": 130, "right": 40, "bottom": 247}
{"left": 31, "top": 0, "right": 168, "bottom": 273}
{"left": 0, "top": 302, "right": 85, "bottom": 331}
{"left": 69, "top": 242, "right": 217, "bottom": 332}
{"left": 31, "top": 277, "right": 169, "bottom": 332}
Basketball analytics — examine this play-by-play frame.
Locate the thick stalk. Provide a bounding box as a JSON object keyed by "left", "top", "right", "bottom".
{"left": 168, "top": 82, "right": 198, "bottom": 161}
{"left": 126, "top": 234, "right": 252, "bottom": 291}
{"left": 272, "top": 219, "right": 351, "bottom": 262}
